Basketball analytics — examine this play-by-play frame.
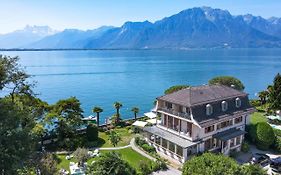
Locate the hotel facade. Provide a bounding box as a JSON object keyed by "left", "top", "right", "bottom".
{"left": 143, "top": 85, "right": 255, "bottom": 163}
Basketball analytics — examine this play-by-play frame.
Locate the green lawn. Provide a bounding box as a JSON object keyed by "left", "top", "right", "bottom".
{"left": 56, "top": 154, "right": 97, "bottom": 172}
{"left": 250, "top": 112, "right": 267, "bottom": 125}
{"left": 99, "top": 127, "right": 134, "bottom": 147}
{"left": 56, "top": 147, "right": 150, "bottom": 172}
{"left": 102, "top": 148, "right": 151, "bottom": 169}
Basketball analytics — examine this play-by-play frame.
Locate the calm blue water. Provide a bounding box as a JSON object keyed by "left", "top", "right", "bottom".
{"left": 1, "top": 49, "right": 281, "bottom": 123}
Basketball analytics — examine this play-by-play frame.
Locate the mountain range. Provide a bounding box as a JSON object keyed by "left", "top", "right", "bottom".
{"left": 1, "top": 7, "right": 281, "bottom": 49}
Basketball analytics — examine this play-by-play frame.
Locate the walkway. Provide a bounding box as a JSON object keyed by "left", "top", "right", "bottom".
{"left": 130, "top": 138, "right": 181, "bottom": 175}
{"left": 130, "top": 138, "right": 156, "bottom": 161}
{"left": 54, "top": 143, "right": 131, "bottom": 154}
{"left": 99, "top": 144, "right": 131, "bottom": 150}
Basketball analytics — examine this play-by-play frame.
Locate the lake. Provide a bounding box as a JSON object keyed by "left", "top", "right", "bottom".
{"left": 1, "top": 49, "right": 281, "bottom": 123}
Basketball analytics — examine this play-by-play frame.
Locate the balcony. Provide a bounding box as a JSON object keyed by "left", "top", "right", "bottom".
{"left": 158, "top": 107, "right": 191, "bottom": 120}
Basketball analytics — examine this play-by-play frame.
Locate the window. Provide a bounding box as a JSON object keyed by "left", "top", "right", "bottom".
{"left": 221, "top": 101, "right": 228, "bottom": 112}
{"left": 205, "top": 125, "right": 215, "bottom": 133}
{"left": 166, "top": 102, "right": 173, "bottom": 109}
{"left": 169, "top": 142, "right": 175, "bottom": 152}
{"left": 179, "top": 106, "right": 183, "bottom": 113}
{"left": 230, "top": 138, "right": 235, "bottom": 147}
{"left": 236, "top": 136, "right": 241, "bottom": 145}
{"left": 206, "top": 104, "right": 213, "bottom": 115}
{"left": 162, "top": 138, "right": 167, "bottom": 148}
{"left": 186, "top": 107, "right": 190, "bottom": 115}
{"left": 235, "top": 116, "right": 243, "bottom": 124}
{"left": 204, "top": 138, "right": 212, "bottom": 150}
{"left": 176, "top": 145, "right": 183, "bottom": 156}
{"left": 235, "top": 98, "right": 241, "bottom": 108}
{"left": 217, "top": 119, "right": 233, "bottom": 130}
{"left": 204, "top": 138, "right": 215, "bottom": 150}
{"left": 155, "top": 136, "right": 161, "bottom": 145}
{"left": 163, "top": 115, "right": 167, "bottom": 126}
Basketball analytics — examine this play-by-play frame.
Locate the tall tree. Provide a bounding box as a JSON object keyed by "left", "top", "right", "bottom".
{"left": 0, "top": 55, "right": 48, "bottom": 174}
{"left": 73, "top": 148, "right": 89, "bottom": 167}
{"left": 113, "top": 101, "right": 122, "bottom": 124}
{"left": 258, "top": 90, "right": 269, "bottom": 105}
{"left": 268, "top": 73, "right": 281, "bottom": 111}
{"left": 92, "top": 106, "right": 103, "bottom": 126}
{"left": 87, "top": 152, "right": 136, "bottom": 175}
{"left": 38, "top": 153, "right": 58, "bottom": 175}
{"left": 131, "top": 107, "right": 139, "bottom": 120}
{"left": 0, "top": 55, "right": 34, "bottom": 102}
{"left": 208, "top": 76, "right": 245, "bottom": 91}
{"left": 47, "top": 97, "right": 83, "bottom": 149}
{"left": 108, "top": 130, "right": 121, "bottom": 147}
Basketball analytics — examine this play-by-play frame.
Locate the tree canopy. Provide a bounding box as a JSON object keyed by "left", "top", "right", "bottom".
{"left": 0, "top": 55, "right": 47, "bottom": 174}
{"left": 268, "top": 73, "right": 281, "bottom": 111}
{"left": 46, "top": 97, "right": 84, "bottom": 149}
{"left": 108, "top": 130, "right": 121, "bottom": 147}
{"left": 164, "top": 85, "right": 189, "bottom": 94}
{"left": 208, "top": 76, "right": 245, "bottom": 91}
{"left": 182, "top": 153, "right": 265, "bottom": 175}
{"left": 255, "top": 122, "right": 275, "bottom": 150}
{"left": 87, "top": 152, "right": 136, "bottom": 175}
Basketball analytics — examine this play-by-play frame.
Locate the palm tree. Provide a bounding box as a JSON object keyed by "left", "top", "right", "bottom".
{"left": 258, "top": 91, "right": 268, "bottom": 105}
{"left": 131, "top": 107, "right": 139, "bottom": 120}
{"left": 92, "top": 106, "right": 103, "bottom": 126}
{"left": 113, "top": 102, "right": 123, "bottom": 124}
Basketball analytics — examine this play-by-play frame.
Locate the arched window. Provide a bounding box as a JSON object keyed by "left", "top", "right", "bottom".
{"left": 206, "top": 104, "right": 213, "bottom": 115}
{"left": 221, "top": 101, "right": 228, "bottom": 112}
{"left": 235, "top": 98, "right": 241, "bottom": 108}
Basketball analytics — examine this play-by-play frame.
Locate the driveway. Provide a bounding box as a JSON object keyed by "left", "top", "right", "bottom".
{"left": 152, "top": 168, "right": 181, "bottom": 175}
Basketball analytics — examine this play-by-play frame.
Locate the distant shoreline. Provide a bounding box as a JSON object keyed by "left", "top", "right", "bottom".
{"left": 0, "top": 47, "right": 280, "bottom": 52}
{"left": 0, "top": 48, "right": 151, "bottom": 52}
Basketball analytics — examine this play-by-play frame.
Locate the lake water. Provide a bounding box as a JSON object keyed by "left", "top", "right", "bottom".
{"left": 1, "top": 49, "right": 281, "bottom": 123}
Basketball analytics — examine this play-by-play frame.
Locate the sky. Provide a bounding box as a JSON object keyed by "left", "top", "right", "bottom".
{"left": 0, "top": 0, "right": 281, "bottom": 34}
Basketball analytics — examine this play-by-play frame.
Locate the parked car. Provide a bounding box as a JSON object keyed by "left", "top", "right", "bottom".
{"left": 251, "top": 153, "right": 270, "bottom": 165}
{"left": 270, "top": 157, "right": 281, "bottom": 173}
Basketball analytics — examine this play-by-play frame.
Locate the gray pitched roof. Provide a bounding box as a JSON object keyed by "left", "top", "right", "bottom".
{"left": 213, "top": 128, "right": 246, "bottom": 141}
{"left": 157, "top": 85, "right": 247, "bottom": 107}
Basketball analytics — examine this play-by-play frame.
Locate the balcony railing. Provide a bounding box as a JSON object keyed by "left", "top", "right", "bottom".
{"left": 158, "top": 107, "right": 191, "bottom": 119}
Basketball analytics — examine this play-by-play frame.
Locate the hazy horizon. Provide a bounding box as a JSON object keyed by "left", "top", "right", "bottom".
{"left": 1, "top": 0, "right": 281, "bottom": 34}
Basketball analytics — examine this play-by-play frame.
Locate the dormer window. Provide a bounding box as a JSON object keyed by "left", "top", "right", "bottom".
{"left": 235, "top": 98, "right": 241, "bottom": 108}
{"left": 206, "top": 104, "right": 213, "bottom": 116}
{"left": 221, "top": 101, "right": 228, "bottom": 112}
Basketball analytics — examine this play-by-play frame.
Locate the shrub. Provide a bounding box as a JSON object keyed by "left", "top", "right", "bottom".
{"left": 274, "top": 137, "right": 281, "bottom": 153}
{"left": 86, "top": 124, "right": 98, "bottom": 141}
{"left": 135, "top": 137, "right": 146, "bottom": 146}
{"left": 208, "top": 76, "right": 245, "bottom": 91}
{"left": 250, "top": 99, "right": 261, "bottom": 107}
{"left": 182, "top": 153, "right": 240, "bottom": 175}
{"left": 246, "top": 124, "right": 257, "bottom": 143}
{"left": 274, "top": 129, "right": 281, "bottom": 137}
{"left": 139, "top": 161, "right": 152, "bottom": 175}
{"left": 241, "top": 142, "right": 250, "bottom": 153}
{"left": 153, "top": 158, "right": 167, "bottom": 171}
{"left": 164, "top": 85, "right": 190, "bottom": 94}
{"left": 141, "top": 144, "right": 156, "bottom": 153}
{"left": 256, "top": 122, "right": 275, "bottom": 150}
{"left": 131, "top": 126, "right": 140, "bottom": 133}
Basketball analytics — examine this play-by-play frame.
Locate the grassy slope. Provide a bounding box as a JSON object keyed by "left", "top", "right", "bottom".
{"left": 56, "top": 148, "right": 150, "bottom": 172}
{"left": 250, "top": 112, "right": 267, "bottom": 125}
{"left": 99, "top": 127, "right": 134, "bottom": 147}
